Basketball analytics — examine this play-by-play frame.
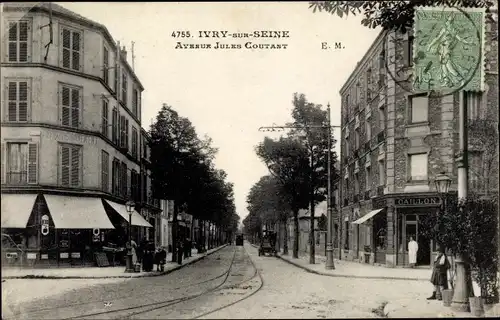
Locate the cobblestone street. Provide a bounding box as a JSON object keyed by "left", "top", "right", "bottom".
{"left": 2, "top": 243, "right": 445, "bottom": 319}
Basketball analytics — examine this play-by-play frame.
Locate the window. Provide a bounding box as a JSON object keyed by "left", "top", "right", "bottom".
{"left": 132, "top": 89, "right": 138, "bottom": 118}
{"left": 345, "top": 137, "right": 350, "bottom": 157}
{"left": 365, "top": 120, "right": 371, "bottom": 141}
{"left": 103, "top": 46, "right": 109, "bottom": 85}
{"left": 112, "top": 107, "right": 118, "bottom": 144}
{"left": 469, "top": 151, "right": 484, "bottom": 191}
{"left": 119, "top": 115, "right": 128, "bottom": 150}
{"left": 132, "top": 127, "right": 138, "bottom": 158}
{"left": 121, "top": 72, "right": 128, "bottom": 106}
{"left": 409, "top": 153, "right": 428, "bottom": 181}
{"left": 378, "top": 160, "right": 385, "bottom": 186}
{"left": 466, "top": 91, "right": 482, "bottom": 120}
{"left": 121, "top": 162, "right": 128, "bottom": 197}
{"left": 379, "top": 107, "right": 386, "bottom": 130}
{"left": 409, "top": 95, "right": 428, "bottom": 123}
{"left": 101, "top": 151, "right": 109, "bottom": 192}
{"left": 130, "top": 170, "right": 139, "bottom": 202}
{"left": 366, "top": 68, "right": 372, "bottom": 100}
{"left": 60, "top": 84, "right": 81, "bottom": 128}
{"left": 101, "top": 99, "right": 109, "bottom": 137}
{"left": 355, "top": 129, "right": 360, "bottom": 150}
{"left": 354, "top": 173, "right": 360, "bottom": 195}
{"left": 3, "top": 142, "right": 38, "bottom": 185}
{"left": 59, "top": 144, "right": 81, "bottom": 187}
{"left": 61, "top": 27, "right": 82, "bottom": 71}
{"left": 112, "top": 158, "right": 120, "bottom": 196}
{"left": 114, "top": 63, "right": 119, "bottom": 94}
{"left": 6, "top": 80, "right": 29, "bottom": 122}
{"left": 366, "top": 166, "right": 371, "bottom": 191}
{"left": 8, "top": 21, "right": 30, "bottom": 62}
{"left": 404, "top": 36, "right": 414, "bottom": 67}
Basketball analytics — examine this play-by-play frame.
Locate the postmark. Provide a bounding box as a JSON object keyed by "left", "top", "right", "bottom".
{"left": 383, "top": 6, "right": 486, "bottom": 97}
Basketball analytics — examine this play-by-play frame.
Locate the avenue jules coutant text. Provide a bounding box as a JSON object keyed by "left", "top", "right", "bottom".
{"left": 171, "top": 30, "right": 290, "bottom": 50}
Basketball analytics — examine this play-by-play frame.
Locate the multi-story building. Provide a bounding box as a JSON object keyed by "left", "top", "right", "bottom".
{"left": 339, "top": 15, "right": 498, "bottom": 267}
{"left": 1, "top": 2, "right": 160, "bottom": 267}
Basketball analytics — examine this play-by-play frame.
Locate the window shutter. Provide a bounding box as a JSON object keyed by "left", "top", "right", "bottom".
{"left": 62, "top": 29, "right": 71, "bottom": 68}
{"left": 8, "top": 22, "right": 17, "bottom": 62}
{"left": 18, "top": 81, "right": 28, "bottom": 122}
{"left": 61, "top": 145, "right": 70, "bottom": 186}
{"left": 1, "top": 143, "right": 5, "bottom": 184}
{"left": 61, "top": 87, "right": 70, "bottom": 126}
{"left": 72, "top": 31, "right": 81, "bottom": 71}
{"left": 19, "top": 21, "right": 28, "bottom": 62}
{"left": 70, "top": 88, "right": 80, "bottom": 128}
{"left": 27, "top": 142, "right": 38, "bottom": 184}
{"left": 8, "top": 81, "right": 17, "bottom": 122}
{"left": 70, "top": 146, "right": 80, "bottom": 187}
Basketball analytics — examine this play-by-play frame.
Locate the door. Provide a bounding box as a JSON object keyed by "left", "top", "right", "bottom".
{"left": 417, "top": 215, "right": 431, "bottom": 265}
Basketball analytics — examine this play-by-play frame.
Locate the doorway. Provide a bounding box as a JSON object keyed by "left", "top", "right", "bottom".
{"left": 403, "top": 213, "right": 431, "bottom": 266}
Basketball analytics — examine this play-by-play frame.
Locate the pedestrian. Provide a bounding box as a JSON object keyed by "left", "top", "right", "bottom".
{"left": 155, "top": 247, "right": 167, "bottom": 272}
{"left": 408, "top": 236, "right": 419, "bottom": 268}
{"left": 130, "top": 238, "right": 138, "bottom": 267}
{"left": 427, "top": 245, "right": 450, "bottom": 300}
{"left": 177, "top": 239, "right": 184, "bottom": 264}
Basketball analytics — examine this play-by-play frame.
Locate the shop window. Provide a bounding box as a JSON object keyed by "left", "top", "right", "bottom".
{"left": 405, "top": 223, "right": 417, "bottom": 251}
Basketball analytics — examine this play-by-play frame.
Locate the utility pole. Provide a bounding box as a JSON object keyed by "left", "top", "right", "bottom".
{"left": 258, "top": 104, "right": 340, "bottom": 269}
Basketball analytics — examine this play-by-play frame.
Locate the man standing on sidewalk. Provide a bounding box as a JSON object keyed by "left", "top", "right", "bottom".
{"left": 427, "top": 246, "right": 450, "bottom": 300}
{"left": 408, "top": 236, "right": 418, "bottom": 268}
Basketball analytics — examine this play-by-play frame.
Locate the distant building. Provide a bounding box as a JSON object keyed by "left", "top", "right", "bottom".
{"left": 338, "top": 18, "right": 498, "bottom": 267}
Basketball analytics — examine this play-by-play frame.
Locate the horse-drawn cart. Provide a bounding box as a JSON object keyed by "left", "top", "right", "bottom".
{"left": 258, "top": 231, "right": 277, "bottom": 256}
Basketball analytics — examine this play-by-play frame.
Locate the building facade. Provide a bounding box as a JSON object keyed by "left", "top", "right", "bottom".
{"left": 339, "top": 16, "right": 498, "bottom": 267}
{"left": 1, "top": 2, "right": 160, "bottom": 267}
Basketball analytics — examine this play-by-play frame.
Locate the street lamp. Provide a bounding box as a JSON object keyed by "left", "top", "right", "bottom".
{"left": 125, "top": 200, "right": 135, "bottom": 273}
{"left": 434, "top": 171, "right": 451, "bottom": 247}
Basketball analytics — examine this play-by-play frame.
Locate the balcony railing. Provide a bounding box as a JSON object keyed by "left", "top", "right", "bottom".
{"left": 377, "top": 185, "right": 384, "bottom": 196}
{"left": 364, "top": 190, "right": 371, "bottom": 200}
{"left": 6, "top": 172, "right": 27, "bottom": 185}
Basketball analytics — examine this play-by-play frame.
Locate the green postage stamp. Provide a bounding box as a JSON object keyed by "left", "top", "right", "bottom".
{"left": 413, "top": 6, "right": 486, "bottom": 93}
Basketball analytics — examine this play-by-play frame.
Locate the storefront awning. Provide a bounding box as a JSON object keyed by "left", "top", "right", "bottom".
{"left": 352, "top": 209, "right": 384, "bottom": 225}
{"left": 44, "top": 195, "right": 115, "bottom": 229}
{"left": 103, "top": 199, "right": 153, "bottom": 228}
{"left": 1, "top": 194, "right": 38, "bottom": 228}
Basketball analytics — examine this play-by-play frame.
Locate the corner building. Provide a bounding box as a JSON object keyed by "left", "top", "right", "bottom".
{"left": 1, "top": 2, "right": 160, "bottom": 267}
{"left": 339, "top": 16, "right": 498, "bottom": 267}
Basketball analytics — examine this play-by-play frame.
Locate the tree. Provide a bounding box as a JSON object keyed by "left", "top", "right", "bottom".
{"left": 288, "top": 93, "right": 338, "bottom": 264}
{"left": 246, "top": 175, "right": 293, "bottom": 255}
{"left": 256, "top": 136, "right": 310, "bottom": 258}
{"left": 309, "top": 0, "right": 495, "bottom": 33}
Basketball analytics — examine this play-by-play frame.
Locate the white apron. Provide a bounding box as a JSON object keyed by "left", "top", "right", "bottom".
{"left": 408, "top": 240, "right": 418, "bottom": 264}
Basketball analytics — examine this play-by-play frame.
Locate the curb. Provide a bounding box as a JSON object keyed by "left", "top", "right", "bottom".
{"left": 248, "top": 243, "right": 426, "bottom": 282}
{"left": 2, "top": 244, "right": 228, "bottom": 280}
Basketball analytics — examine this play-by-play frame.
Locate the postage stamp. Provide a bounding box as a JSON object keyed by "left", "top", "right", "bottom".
{"left": 412, "top": 6, "right": 486, "bottom": 95}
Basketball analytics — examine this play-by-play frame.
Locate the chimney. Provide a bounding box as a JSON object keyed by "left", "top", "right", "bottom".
{"left": 121, "top": 46, "right": 127, "bottom": 60}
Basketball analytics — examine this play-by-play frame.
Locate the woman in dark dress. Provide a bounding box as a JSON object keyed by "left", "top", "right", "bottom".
{"left": 427, "top": 245, "right": 450, "bottom": 300}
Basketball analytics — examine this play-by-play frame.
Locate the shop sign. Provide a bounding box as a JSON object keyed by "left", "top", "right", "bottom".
{"left": 41, "top": 254, "right": 49, "bottom": 260}
{"left": 395, "top": 196, "right": 441, "bottom": 207}
{"left": 71, "top": 252, "right": 81, "bottom": 258}
{"left": 60, "top": 240, "right": 70, "bottom": 248}
{"left": 46, "top": 131, "right": 98, "bottom": 145}
{"left": 60, "top": 252, "right": 69, "bottom": 259}
{"left": 27, "top": 253, "right": 37, "bottom": 260}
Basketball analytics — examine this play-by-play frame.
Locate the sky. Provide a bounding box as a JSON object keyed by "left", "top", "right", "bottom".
{"left": 56, "top": 2, "right": 381, "bottom": 221}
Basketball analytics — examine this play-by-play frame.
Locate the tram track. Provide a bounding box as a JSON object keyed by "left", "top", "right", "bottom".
{"left": 4, "top": 247, "right": 236, "bottom": 320}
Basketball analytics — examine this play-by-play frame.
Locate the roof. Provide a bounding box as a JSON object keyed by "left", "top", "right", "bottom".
{"left": 2, "top": 2, "right": 144, "bottom": 91}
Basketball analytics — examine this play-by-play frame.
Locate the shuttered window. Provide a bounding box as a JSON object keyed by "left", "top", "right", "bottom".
{"left": 124, "top": 119, "right": 129, "bottom": 151}
{"left": 102, "top": 99, "right": 109, "bottom": 137}
{"left": 8, "top": 21, "right": 30, "bottom": 62}
{"left": 112, "top": 107, "right": 118, "bottom": 144}
{"left": 121, "top": 162, "right": 128, "bottom": 198}
{"left": 6, "top": 80, "right": 29, "bottom": 122}
{"left": 112, "top": 158, "right": 120, "bottom": 196}
{"left": 61, "top": 28, "right": 81, "bottom": 71}
{"left": 132, "top": 127, "right": 138, "bottom": 159}
{"left": 121, "top": 72, "right": 128, "bottom": 106}
{"left": 132, "top": 89, "right": 138, "bottom": 117}
{"left": 103, "top": 46, "right": 109, "bottom": 85}
{"left": 60, "top": 144, "right": 81, "bottom": 187}
{"left": 101, "top": 150, "right": 109, "bottom": 192}
{"left": 119, "top": 115, "right": 127, "bottom": 149}
{"left": 114, "top": 65, "right": 119, "bottom": 94}
{"left": 60, "top": 85, "right": 81, "bottom": 128}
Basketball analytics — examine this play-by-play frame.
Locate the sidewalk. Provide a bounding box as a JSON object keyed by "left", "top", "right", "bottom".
{"left": 1, "top": 245, "right": 227, "bottom": 279}
{"left": 384, "top": 297, "right": 500, "bottom": 318}
{"left": 271, "top": 249, "right": 429, "bottom": 281}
